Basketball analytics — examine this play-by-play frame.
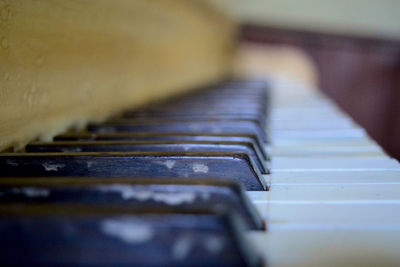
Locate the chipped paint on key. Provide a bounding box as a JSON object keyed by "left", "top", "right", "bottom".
{"left": 0, "top": 152, "right": 267, "bottom": 191}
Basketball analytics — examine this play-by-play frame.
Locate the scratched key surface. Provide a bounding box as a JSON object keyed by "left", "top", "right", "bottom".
{"left": 0, "top": 152, "right": 267, "bottom": 190}
{"left": 53, "top": 133, "right": 268, "bottom": 160}
{"left": 0, "top": 179, "right": 265, "bottom": 230}
{"left": 26, "top": 141, "right": 268, "bottom": 174}
{"left": 87, "top": 119, "right": 268, "bottom": 144}
{"left": 0, "top": 212, "right": 262, "bottom": 267}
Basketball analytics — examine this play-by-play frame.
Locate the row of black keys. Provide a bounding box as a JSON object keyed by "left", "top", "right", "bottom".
{"left": 0, "top": 80, "right": 269, "bottom": 266}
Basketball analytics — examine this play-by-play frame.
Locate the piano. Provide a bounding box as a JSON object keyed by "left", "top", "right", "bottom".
{"left": 1, "top": 75, "right": 399, "bottom": 266}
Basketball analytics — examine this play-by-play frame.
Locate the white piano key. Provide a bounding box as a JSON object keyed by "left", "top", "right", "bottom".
{"left": 270, "top": 83, "right": 319, "bottom": 96}
{"left": 272, "top": 138, "right": 378, "bottom": 147}
{"left": 271, "top": 90, "right": 334, "bottom": 104}
{"left": 271, "top": 156, "right": 400, "bottom": 171}
{"left": 271, "top": 128, "right": 368, "bottom": 140}
{"left": 271, "top": 170, "right": 400, "bottom": 185}
{"left": 248, "top": 230, "right": 400, "bottom": 267}
{"left": 271, "top": 107, "right": 347, "bottom": 121}
{"left": 271, "top": 87, "right": 332, "bottom": 106}
{"left": 271, "top": 112, "right": 347, "bottom": 121}
{"left": 254, "top": 203, "right": 400, "bottom": 226}
{"left": 248, "top": 183, "right": 400, "bottom": 203}
{"left": 271, "top": 145, "right": 385, "bottom": 157}
{"left": 264, "top": 77, "right": 400, "bottom": 267}
{"left": 270, "top": 117, "right": 357, "bottom": 130}
{"left": 272, "top": 99, "right": 336, "bottom": 109}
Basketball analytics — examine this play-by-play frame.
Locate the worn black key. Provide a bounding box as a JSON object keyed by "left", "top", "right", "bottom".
{"left": 220, "top": 79, "right": 270, "bottom": 91}
{"left": 0, "top": 210, "right": 263, "bottom": 267}
{"left": 161, "top": 98, "right": 266, "bottom": 108}
{"left": 54, "top": 133, "right": 269, "bottom": 161}
{"left": 120, "top": 81, "right": 269, "bottom": 131}
{"left": 150, "top": 101, "right": 265, "bottom": 111}
{"left": 26, "top": 141, "right": 268, "bottom": 174}
{"left": 147, "top": 88, "right": 267, "bottom": 107}
{"left": 87, "top": 119, "right": 268, "bottom": 144}
{"left": 0, "top": 178, "right": 265, "bottom": 230}
{"left": 0, "top": 152, "right": 267, "bottom": 190}
{"left": 147, "top": 97, "right": 267, "bottom": 111}
{"left": 152, "top": 80, "right": 269, "bottom": 103}
{"left": 120, "top": 113, "right": 267, "bottom": 130}
{"left": 133, "top": 107, "right": 265, "bottom": 121}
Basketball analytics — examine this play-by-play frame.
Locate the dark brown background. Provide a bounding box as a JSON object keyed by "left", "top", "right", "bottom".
{"left": 241, "top": 24, "right": 400, "bottom": 160}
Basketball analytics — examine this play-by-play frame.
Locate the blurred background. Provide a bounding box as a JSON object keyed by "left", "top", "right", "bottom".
{"left": 214, "top": 0, "right": 400, "bottom": 160}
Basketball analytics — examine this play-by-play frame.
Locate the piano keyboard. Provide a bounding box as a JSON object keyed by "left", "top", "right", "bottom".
{"left": 248, "top": 78, "right": 400, "bottom": 266}
{"left": 1, "top": 78, "right": 399, "bottom": 266}
{"left": 0, "top": 80, "right": 267, "bottom": 266}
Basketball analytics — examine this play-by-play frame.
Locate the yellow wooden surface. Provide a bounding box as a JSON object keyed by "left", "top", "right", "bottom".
{"left": 0, "top": 0, "right": 235, "bottom": 151}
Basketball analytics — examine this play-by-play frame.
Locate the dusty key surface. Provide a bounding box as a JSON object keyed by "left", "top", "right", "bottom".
{"left": 26, "top": 141, "right": 268, "bottom": 174}
{"left": 54, "top": 133, "right": 268, "bottom": 160}
{"left": 0, "top": 211, "right": 262, "bottom": 267}
{"left": 0, "top": 178, "right": 265, "bottom": 230}
{"left": 88, "top": 119, "right": 267, "bottom": 144}
{"left": 0, "top": 152, "right": 267, "bottom": 190}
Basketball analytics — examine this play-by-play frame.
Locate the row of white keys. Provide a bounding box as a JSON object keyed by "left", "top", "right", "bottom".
{"left": 247, "top": 78, "right": 400, "bottom": 267}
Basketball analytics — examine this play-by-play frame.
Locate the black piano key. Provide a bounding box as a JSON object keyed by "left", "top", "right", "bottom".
{"left": 163, "top": 98, "right": 266, "bottom": 107}
{"left": 136, "top": 107, "right": 265, "bottom": 120}
{"left": 87, "top": 119, "right": 268, "bottom": 144}
{"left": 160, "top": 80, "right": 269, "bottom": 100}
{"left": 120, "top": 113, "right": 267, "bottom": 129}
{"left": 0, "top": 178, "right": 265, "bottom": 230}
{"left": 221, "top": 79, "right": 270, "bottom": 90}
{"left": 54, "top": 133, "right": 269, "bottom": 161}
{"left": 119, "top": 80, "right": 270, "bottom": 132}
{"left": 148, "top": 99, "right": 265, "bottom": 112}
{"left": 150, "top": 101, "right": 265, "bottom": 109}
{"left": 0, "top": 79, "right": 270, "bottom": 266}
{"left": 152, "top": 88, "right": 267, "bottom": 104}
{"left": 26, "top": 141, "right": 269, "bottom": 174}
{"left": 0, "top": 152, "right": 267, "bottom": 190}
{"left": 0, "top": 211, "right": 263, "bottom": 267}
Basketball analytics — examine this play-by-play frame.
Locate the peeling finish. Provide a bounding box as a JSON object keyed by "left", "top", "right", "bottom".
{"left": 5, "top": 159, "right": 18, "bottom": 166}
{"left": 61, "top": 147, "right": 82, "bottom": 153}
{"left": 192, "top": 163, "right": 209, "bottom": 173}
{"left": 97, "top": 185, "right": 198, "bottom": 205}
{"left": 172, "top": 234, "right": 223, "bottom": 260}
{"left": 157, "top": 160, "right": 175, "bottom": 169}
{"left": 42, "top": 162, "right": 65, "bottom": 171}
{"left": 11, "top": 187, "right": 50, "bottom": 198}
{"left": 87, "top": 161, "right": 94, "bottom": 168}
{"left": 152, "top": 191, "right": 197, "bottom": 205}
{"left": 200, "top": 192, "right": 210, "bottom": 201}
{"left": 204, "top": 235, "right": 224, "bottom": 254}
{"left": 100, "top": 218, "right": 154, "bottom": 244}
{"left": 172, "top": 235, "right": 193, "bottom": 260}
